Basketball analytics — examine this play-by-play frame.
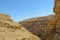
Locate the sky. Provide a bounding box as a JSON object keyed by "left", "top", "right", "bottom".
{"left": 0, "top": 0, "right": 54, "bottom": 22}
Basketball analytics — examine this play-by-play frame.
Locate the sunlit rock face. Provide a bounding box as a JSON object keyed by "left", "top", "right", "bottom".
{"left": 55, "top": 0, "right": 60, "bottom": 40}
{"left": 0, "top": 14, "right": 40, "bottom": 40}
{"left": 48, "top": 0, "right": 60, "bottom": 40}
{"left": 53, "top": 0, "right": 60, "bottom": 32}
{"left": 44, "top": 0, "right": 60, "bottom": 40}
{"left": 54, "top": 0, "right": 60, "bottom": 13}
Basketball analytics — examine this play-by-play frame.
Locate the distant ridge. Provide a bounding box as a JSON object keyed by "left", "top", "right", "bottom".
{"left": 20, "top": 14, "right": 54, "bottom": 22}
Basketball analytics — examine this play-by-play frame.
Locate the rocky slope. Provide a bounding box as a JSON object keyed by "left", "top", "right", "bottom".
{"left": 19, "top": 14, "right": 55, "bottom": 37}
{"left": 0, "top": 14, "right": 40, "bottom": 40}
{"left": 19, "top": 14, "right": 60, "bottom": 40}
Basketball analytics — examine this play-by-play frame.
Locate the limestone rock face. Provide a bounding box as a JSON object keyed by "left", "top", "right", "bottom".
{"left": 54, "top": 0, "right": 60, "bottom": 31}
{"left": 53, "top": 0, "right": 60, "bottom": 13}
{"left": 53, "top": 0, "right": 60, "bottom": 40}
{"left": 0, "top": 14, "right": 40, "bottom": 40}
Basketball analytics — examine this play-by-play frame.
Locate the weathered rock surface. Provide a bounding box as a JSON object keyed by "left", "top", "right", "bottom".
{"left": 19, "top": 14, "right": 55, "bottom": 38}
{"left": 0, "top": 14, "right": 40, "bottom": 40}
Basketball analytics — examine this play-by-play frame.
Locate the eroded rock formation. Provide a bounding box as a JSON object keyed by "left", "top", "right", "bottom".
{"left": 41, "top": 0, "right": 60, "bottom": 40}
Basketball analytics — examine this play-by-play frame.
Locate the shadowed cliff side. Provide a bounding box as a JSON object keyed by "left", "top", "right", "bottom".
{"left": 19, "top": 14, "right": 55, "bottom": 39}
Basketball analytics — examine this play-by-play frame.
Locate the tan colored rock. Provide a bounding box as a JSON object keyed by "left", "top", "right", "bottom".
{"left": 44, "top": 0, "right": 60, "bottom": 40}
{"left": 53, "top": 0, "right": 60, "bottom": 13}
{"left": 0, "top": 14, "right": 12, "bottom": 21}
{"left": 0, "top": 14, "right": 41, "bottom": 40}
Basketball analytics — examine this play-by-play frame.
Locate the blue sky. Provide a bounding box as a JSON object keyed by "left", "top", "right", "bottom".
{"left": 0, "top": 0, "right": 54, "bottom": 22}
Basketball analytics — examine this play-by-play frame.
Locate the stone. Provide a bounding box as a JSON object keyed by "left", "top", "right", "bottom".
{"left": 0, "top": 14, "right": 41, "bottom": 40}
